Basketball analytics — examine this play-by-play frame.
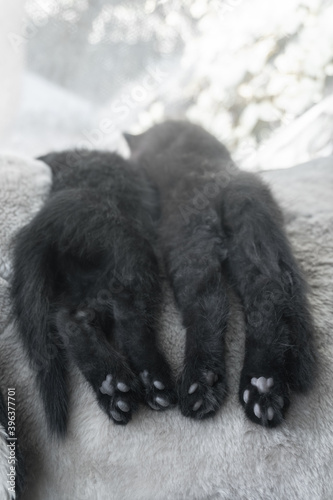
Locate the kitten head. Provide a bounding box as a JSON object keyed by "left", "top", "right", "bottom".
{"left": 124, "top": 120, "right": 191, "bottom": 160}
{"left": 124, "top": 120, "right": 230, "bottom": 164}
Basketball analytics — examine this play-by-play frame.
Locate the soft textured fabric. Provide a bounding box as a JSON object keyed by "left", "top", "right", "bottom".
{"left": 0, "top": 155, "right": 51, "bottom": 500}
{"left": 0, "top": 154, "right": 332, "bottom": 500}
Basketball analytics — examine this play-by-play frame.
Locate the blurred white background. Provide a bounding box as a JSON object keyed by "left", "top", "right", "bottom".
{"left": 0, "top": 0, "right": 332, "bottom": 170}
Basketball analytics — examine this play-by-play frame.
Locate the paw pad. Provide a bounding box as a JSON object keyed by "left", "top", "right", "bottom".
{"left": 188, "top": 382, "right": 199, "bottom": 395}
{"left": 140, "top": 370, "right": 149, "bottom": 385}
{"left": 254, "top": 403, "right": 261, "bottom": 419}
{"left": 180, "top": 366, "right": 226, "bottom": 420}
{"left": 140, "top": 370, "right": 174, "bottom": 411}
{"left": 99, "top": 373, "right": 138, "bottom": 424}
{"left": 267, "top": 407, "right": 274, "bottom": 420}
{"left": 193, "top": 399, "right": 203, "bottom": 411}
{"left": 243, "top": 389, "right": 250, "bottom": 404}
{"left": 187, "top": 371, "right": 218, "bottom": 395}
{"left": 241, "top": 374, "right": 287, "bottom": 427}
{"left": 155, "top": 396, "right": 169, "bottom": 408}
{"left": 117, "top": 400, "right": 130, "bottom": 412}
{"left": 153, "top": 381, "right": 165, "bottom": 390}
{"left": 117, "top": 382, "right": 130, "bottom": 393}
{"left": 205, "top": 371, "right": 218, "bottom": 386}
{"left": 110, "top": 410, "right": 123, "bottom": 422}
{"left": 100, "top": 374, "right": 114, "bottom": 396}
{"left": 251, "top": 376, "right": 274, "bottom": 393}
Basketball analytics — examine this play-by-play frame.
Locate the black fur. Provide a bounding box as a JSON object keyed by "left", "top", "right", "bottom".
{"left": 126, "top": 121, "right": 317, "bottom": 427}
{"left": 11, "top": 150, "right": 176, "bottom": 436}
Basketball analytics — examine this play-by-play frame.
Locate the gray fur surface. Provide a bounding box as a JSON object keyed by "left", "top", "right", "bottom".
{"left": 0, "top": 154, "right": 332, "bottom": 500}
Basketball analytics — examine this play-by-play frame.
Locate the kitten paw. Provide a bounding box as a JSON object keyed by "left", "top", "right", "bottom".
{"left": 179, "top": 366, "right": 227, "bottom": 420}
{"left": 139, "top": 370, "right": 177, "bottom": 410}
{"left": 240, "top": 374, "right": 289, "bottom": 427}
{"left": 99, "top": 371, "right": 141, "bottom": 425}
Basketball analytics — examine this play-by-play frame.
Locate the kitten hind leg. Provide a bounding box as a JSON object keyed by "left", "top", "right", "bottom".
{"left": 114, "top": 311, "right": 177, "bottom": 412}
{"left": 166, "top": 237, "right": 229, "bottom": 420}
{"left": 112, "top": 242, "right": 177, "bottom": 411}
{"left": 223, "top": 172, "right": 316, "bottom": 427}
{"left": 56, "top": 308, "right": 141, "bottom": 425}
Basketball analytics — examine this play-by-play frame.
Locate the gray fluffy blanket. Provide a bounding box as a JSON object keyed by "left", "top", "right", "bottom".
{"left": 0, "top": 154, "right": 332, "bottom": 500}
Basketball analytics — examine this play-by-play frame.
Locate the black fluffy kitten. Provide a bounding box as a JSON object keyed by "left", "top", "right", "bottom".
{"left": 125, "top": 120, "right": 316, "bottom": 427}
{"left": 11, "top": 150, "right": 176, "bottom": 436}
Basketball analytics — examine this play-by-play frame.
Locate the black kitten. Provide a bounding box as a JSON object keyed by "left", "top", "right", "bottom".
{"left": 125, "top": 120, "right": 316, "bottom": 427}
{"left": 11, "top": 150, "right": 176, "bottom": 436}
